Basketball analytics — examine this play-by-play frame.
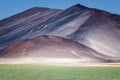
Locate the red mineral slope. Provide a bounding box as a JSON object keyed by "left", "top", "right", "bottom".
{"left": 0, "top": 35, "right": 117, "bottom": 63}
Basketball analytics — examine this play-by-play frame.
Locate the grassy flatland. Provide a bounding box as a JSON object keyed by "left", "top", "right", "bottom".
{"left": 0, "top": 64, "right": 120, "bottom": 80}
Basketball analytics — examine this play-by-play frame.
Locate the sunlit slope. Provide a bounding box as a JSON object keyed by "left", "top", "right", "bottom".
{"left": 0, "top": 35, "right": 115, "bottom": 63}
{"left": 0, "top": 4, "right": 120, "bottom": 62}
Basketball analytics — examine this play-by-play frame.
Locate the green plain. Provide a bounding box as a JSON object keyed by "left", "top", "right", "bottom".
{"left": 0, "top": 64, "right": 120, "bottom": 80}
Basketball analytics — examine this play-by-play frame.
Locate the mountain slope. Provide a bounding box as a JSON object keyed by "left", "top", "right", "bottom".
{"left": 0, "top": 7, "right": 62, "bottom": 50}
{"left": 36, "top": 4, "right": 120, "bottom": 58}
{"left": 0, "top": 4, "right": 120, "bottom": 62}
{"left": 0, "top": 35, "right": 116, "bottom": 63}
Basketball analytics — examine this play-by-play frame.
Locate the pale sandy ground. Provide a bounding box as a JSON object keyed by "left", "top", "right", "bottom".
{"left": 0, "top": 58, "right": 120, "bottom": 67}
{"left": 53, "top": 63, "right": 120, "bottom": 67}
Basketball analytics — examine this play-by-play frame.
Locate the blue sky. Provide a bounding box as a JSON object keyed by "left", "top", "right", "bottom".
{"left": 0, "top": 0, "right": 120, "bottom": 20}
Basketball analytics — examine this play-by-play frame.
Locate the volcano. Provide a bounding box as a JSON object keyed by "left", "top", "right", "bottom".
{"left": 0, "top": 4, "right": 120, "bottom": 63}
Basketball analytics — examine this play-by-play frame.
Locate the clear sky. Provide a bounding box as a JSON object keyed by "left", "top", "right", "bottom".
{"left": 0, "top": 0, "right": 120, "bottom": 20}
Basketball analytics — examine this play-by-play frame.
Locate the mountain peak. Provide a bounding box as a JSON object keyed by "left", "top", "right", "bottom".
{"left": 72, "top": 4, "right": 88, "bottom": 9}
{"left": 74, "top": 4, "right": 86, "bottom": 7}
{"left": 30, "top": 7, "right": 41, "bottom": 10}
{"left": 28, "top": 7, "right": 50, "bottom": 12}
{"left": 66, "top": 4, "right": 88, "bottom": 12}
